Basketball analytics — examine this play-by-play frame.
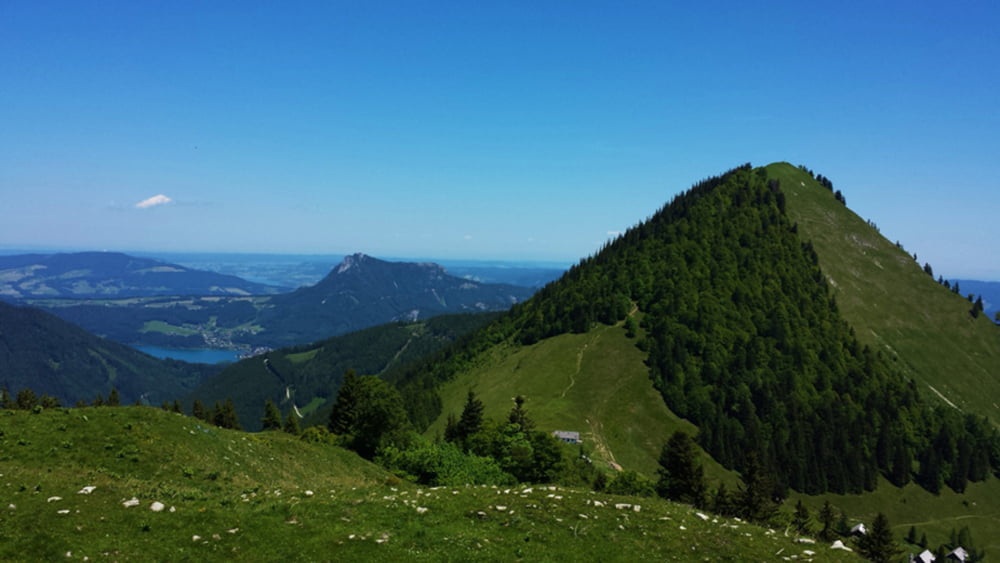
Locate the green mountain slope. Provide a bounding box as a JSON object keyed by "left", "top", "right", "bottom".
{"left": 768, "top": 162, "right": 1000, "bottom": 424}
{"left": 0, "top": 406, "right": 859, "bottom": 562}
{"left": 0, "top": 301, "right": 218, "bottom": 405}
{"left": 189, "top": 312, "right": 500, "bottom": 431}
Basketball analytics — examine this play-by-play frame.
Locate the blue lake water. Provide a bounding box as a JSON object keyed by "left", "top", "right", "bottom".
{"left": 136, "top": 346, "right": 242, "bottom": 364}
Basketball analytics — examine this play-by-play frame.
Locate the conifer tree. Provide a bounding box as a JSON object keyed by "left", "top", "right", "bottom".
{"left": 0, "top": 386, "right": 13, "bottom": 409}
{"left": 17, "top": 388, "right": 38, "bottom": 410}
{"left": 261, "top": 400, "right": 282, "bottom": 431}
{"left": 328, "top": 369, "right": 361, "bottom": 435}
{"left": 856, "top": 512, "right": 901, "bottom": 563}
{"left": 92, "top": 393, "right": 104, "bottom": 407}
{"left": 508, "top": 395, "right": 534, "bottom": 432}
{"left": 792, "top": 500, "right": 812, "bottom": 535}
{"left": 284, "top": 411, "right": 301, "bottom": 435}
{"left": 172, "top": 400, "right": 183, "bottom": 413}
{"left": 656, "top": 430, "right": 706, "bottom": 507}
{"left": 192, "top": 399, "right": 208, "bottom": 421}
{"left": 817, "top": 500, "right": 837, "bottom": 541}
{"left": 737, "top": 452, "right": 778, "bottom": 523}
{"left": 40, "top": 395, "right": 60, "bottom": 409}
{"left": 107, "top": 388, "right": 120, "bottom": 407}
{"left": 223, "top": 398, "right": 241, "bottom": 430}
{"left": 457, "top": 390, "right": 485, "bottom": 444}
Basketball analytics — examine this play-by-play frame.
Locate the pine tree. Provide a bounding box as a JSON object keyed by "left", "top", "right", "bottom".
{"left": 792, "top": 500, "right": 812, "bottom": 535}
{"left": 172, "top": 400, "right": 183, "bottom": 413}
{"left": 457, "top": 390, "right": 485, "bottom": 444}
{"left": 0, "top": 386, "right": 14, "bottom": 409}
{"left": 40, "top": 395, "right": 60, "bottom": 409}
{"left": 222, "top": 398, "right": 241, "bottom": 430}
{"left": 107, "top": 388, "right": 120, "bottom": 407}
{"left": 192, "top": 399, "right": 208, "bottom": 421}
{"left": 655, "top": 430, "right": 706, "bottom": 507}
{"left": 17, "top": 388, "right": 39, "bottom": 410}
{"left": 508, "top": 395, "right": 534, "bottom": 432}
{"left": 737, "top": 452, "right": 777, "bottom": 523}
{"left": 284, "top": 411, "right": 301, "bottom": 435}
{"left": 817, "top": 500, "right": 836, "bottom": 541}
{"left": 328, "top": 369, "right": 361, "bottom": 435}
{"left": 905, "top": 525, "right": 917, "bottom": 545}
{"left": 857, "top": 512, "right": 901, "bottom": 563}
{"left": 92, "top": 393, "right": 104, "bottom": 407}
{"left": 261, "top": 400, "right": 282, "bottom": 431}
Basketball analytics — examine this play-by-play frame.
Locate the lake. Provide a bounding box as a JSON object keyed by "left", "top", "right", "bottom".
{"left": 136, "top": 346, "right": 242, "bottom": 364}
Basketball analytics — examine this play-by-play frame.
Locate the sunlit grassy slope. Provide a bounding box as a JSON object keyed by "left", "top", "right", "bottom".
{"left": 0, "top": 407, "right": 858, "bottom": 562}
{"left": 426, "top": 320, "right": 737, "bottom": 485}
{"left": 769, "top": 162, "right": 1000, "bottom": 424}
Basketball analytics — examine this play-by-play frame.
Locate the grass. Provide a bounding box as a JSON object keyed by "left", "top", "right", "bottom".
{"left": 0, "top": 407, "right": 860, "bottom": 561}
{"left": 426, "top": 319, "right": 738, "bottom": 486}
{"left": 769, "top": 162, "right": 1000, "bottom": 424}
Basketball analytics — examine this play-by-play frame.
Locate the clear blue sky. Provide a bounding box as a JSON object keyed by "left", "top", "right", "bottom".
{"left": 2, "top": 1, "right": 998, "bottom": 278}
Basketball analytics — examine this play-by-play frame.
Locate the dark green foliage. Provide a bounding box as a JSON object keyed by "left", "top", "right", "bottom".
{"left": 283, "top": 412, "right": 301, "bottom": 435}
{"left": 171, "top": 400, "right": 182, "bottom": 414}
{"left": 710, "top": 482, "right": 736, "bottom": 517}
{"left": 40, "top": 395, "right": 60, "bottom": 409}
{"left": 376, "top": 439, "right": 514, "bottom": 486}
{"left": 655, "top": 430, "right": 706, "bottom": 507}
{"left": 507, "top": 395, "right": 534, "bottom": 432}
{"left": 329, "top": 373, "right": 410, "bottom": 459}
{"left": 792, "top": 500, "right": 812, "bottom": 535}
{"left": 212, "top": 398, "right": 241, "bottom": 430}
{"left": 16, "top": 388, "right": 38, "bottom": 410}
{"left": 92, "top": 393, "right": 104, "bottom": 407}
{"left": 919, "top": 532, "right": 927, "bottom": 548}
{"left": 606, "top": 470, "right": 656, "bottom": 497}
{"left": 737, "top": 452, "right": 780, "bottom": 524}
{"left": 107, "top": 388, "right": 120, "bottom": 407}
{"left": 451, "top": 390, "right": 485, "bottom": 448}
{"left": 328, "top": 369, "right": 361, "bottom": 436}
{"left": 856, "top": 512, "right": 900, "bottom": 563}
{"left": 261, "top": 400, "right": 282, "bottom": 431}
{"left": 971, "top": 295, "right": 984, "bottom": 318}
{"left": 191, "top": 313, "right": 498, "bottom": 432}
{"left": 191, "top": 399, "right": 208, "bottom": 422}
{"left": 0, "top": 301, "right": 218, "bottom": 407}
{"left": 1, "top": 386, "right": 13, "bottom": 409}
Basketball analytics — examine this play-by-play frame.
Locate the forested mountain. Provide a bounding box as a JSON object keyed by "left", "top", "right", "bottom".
{"left": 28, "top": 254, "right": 534, "bottom": 350}
{"left": 0, "top": 301, "right": 218, "bottom": 405}
{"left": 0, "top": 252, "right": 285, "bottom": 299}
{"left": 188, "top": 312, "right": 500, "bottom": 431}
{"left": 388, "top": 164, "right": 1000, "bottom": 499}
{"left": 253, "top": 253, "right": 533, "bottom": 348}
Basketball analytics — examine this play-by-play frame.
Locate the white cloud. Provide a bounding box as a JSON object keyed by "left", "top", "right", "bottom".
{"left": 135, "top": 194, "right": 173, "bottom": 209}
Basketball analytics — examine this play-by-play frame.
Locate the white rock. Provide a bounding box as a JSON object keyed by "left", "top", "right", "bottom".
{"left": 78, "top": 486, "right": 96, "bottom": 495}
{"left": 495, "top": 505, "right": 507, "bottom": 511}
{"left": 169, "top": 506, "right": 176, "bottom": 513}
{"left": 695, "top": 512, "right": 709, "bottom": 521}
{"left": 803, "top": 550, "right": 815, "bottom": 556}
{"left": 57, "top": 509, "right": 70, "bottom": 514}
{"left": 633, "top": 505, "right": 641, "bottom": 513}
{"left": 122, "top": 497, "right": 140, "bottom": 508}
{"left": 830, "top": 540, "right": 852, "bottom": 552}
{"left": 150, "top": 501, "right": 165, "bottom": 512}
{"left": 304, "top": 490, "right": 314, "bottom": 497}
{"left": 416, "top": 506, "right": 428, "bottom": 514}
{"left": 192, "top": 535, "right": 201, "bottom": 542}
{"left": 227, "top": 528, "right": 239, "bottom": 534}
{"left": 615, "top": 503, "right": 631, "bottom": 510}
{"left": 796, "top": 538, "right": 816, "bottom": 544}
{"left": 7, "top": 504, "right": 15, "bottom": 510}
{"left": 47, "top": 496, "right": 63, "bottom": 503}
{"left": 679, "top": 525, "right": 686, "bottom": 530}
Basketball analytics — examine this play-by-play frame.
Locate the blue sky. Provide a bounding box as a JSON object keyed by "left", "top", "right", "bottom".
{"left": 2, "top": 1, "right": 998, "bottom": 278}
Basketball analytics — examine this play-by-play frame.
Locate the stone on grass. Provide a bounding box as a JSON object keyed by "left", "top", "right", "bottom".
{"left": 47, "top": 496, "right": 62, "bottom": 503}
{"left": 150, "top": 501, "right": 165, "bottom": 512}
{"left": 122, "top": 497, "right": 140, "bottom": 508}
{"left": 78, "top": 486, "right": 96, "bottom": 495}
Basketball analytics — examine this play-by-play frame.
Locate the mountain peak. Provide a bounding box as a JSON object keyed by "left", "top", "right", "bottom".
{"left": 335, "top": 253, "right": 372, "bottom": 274}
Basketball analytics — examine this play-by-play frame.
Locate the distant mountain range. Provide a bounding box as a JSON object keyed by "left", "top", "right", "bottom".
{"left": 19, "top": 253, "right": 536, "bottom": 350}
{"left": 0, "top": 301, "right": 219, "bottom": 405}
{"left": 954, "top": 280, "right": 1000, "bottom": 320}
{"left": 0, "top": 252, "right": 286, "bottom": 299}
